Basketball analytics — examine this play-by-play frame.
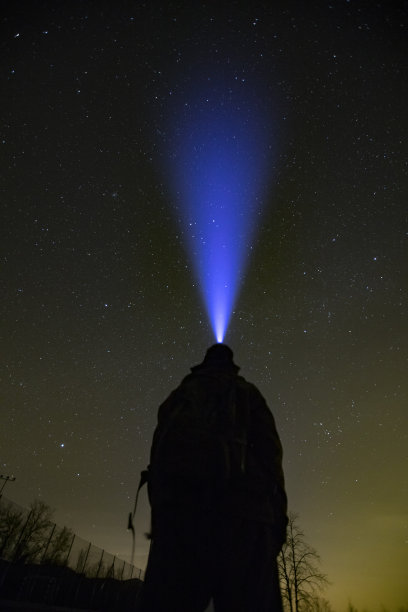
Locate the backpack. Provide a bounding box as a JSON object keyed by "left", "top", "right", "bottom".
{"left": 128, "top": 372, "right": 287, "bottom": 560}
{"left": 147, "top": 371, "right": 250, "bottom": 507}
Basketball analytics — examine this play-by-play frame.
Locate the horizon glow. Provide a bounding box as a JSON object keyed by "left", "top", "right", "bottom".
{"left": 164, "top": 77, "right": 276, "bottom": 342}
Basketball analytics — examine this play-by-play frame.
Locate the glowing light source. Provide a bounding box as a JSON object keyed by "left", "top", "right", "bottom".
{"left": 164, "top": 76, "right": 275, "bottom": 342}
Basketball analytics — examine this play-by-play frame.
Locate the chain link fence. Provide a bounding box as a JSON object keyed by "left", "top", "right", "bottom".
{"left": 0, "top": 495, "right": 144, "bottom": 609}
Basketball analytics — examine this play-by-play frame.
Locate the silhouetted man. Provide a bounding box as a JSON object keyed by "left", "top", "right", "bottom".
{"left": 139, "top": 344, "right": 287, "bottom": 612}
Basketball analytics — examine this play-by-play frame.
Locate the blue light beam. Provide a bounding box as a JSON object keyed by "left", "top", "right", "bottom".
{"left": 164, "top": 78, "right": 275, "bottom": 342}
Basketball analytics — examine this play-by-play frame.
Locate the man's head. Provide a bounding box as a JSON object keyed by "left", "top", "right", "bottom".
{"left": 203, "top": 343, "right": 234, "bottom": 364}
{"left": 193, "top": 343, "right": 239, "bottom": 372}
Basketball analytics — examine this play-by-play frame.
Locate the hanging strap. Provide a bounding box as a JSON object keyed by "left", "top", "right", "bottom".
{"left": 127, "top": 469, "right": 149, "bottom": 566}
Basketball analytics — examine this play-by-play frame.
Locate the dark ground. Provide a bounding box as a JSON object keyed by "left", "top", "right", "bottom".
{"left": 0, "top": 601, "right": 94, "bottom": 611}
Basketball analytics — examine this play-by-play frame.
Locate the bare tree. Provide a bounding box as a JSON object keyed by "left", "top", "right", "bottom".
{"left": 12, "top": 499, "right": 54, "bottom": 562}
{"left": 311, "top": 597, "right": 334, "bottom": 612}
{"left": 0, "top": 499, "right": 73, "bottom": 565}
{"left": 42, "top": 525, "right": 74, "bottom": 565}
{"left": 0, "top": 501, "right": 24, "bottom": 559}
{"left": 278, "top": 512, "right": 329, "bottom": 612}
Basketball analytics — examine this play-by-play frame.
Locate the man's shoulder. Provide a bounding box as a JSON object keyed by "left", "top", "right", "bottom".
{"left": 236, "top": 375, "right": 263, "bottom": 397}
{"left": 182, "top": 367, "right": 236, "bottom": 383}
{"left": 181, "top": 371, "right": 264, "bottom": 405}
{"left": 182, "top": 370, "right": 259, "bottom": 389}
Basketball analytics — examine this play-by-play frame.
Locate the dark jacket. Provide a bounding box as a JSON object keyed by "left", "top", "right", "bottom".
{"left": 149, "top": 363, "right": 288, "bottom": 542}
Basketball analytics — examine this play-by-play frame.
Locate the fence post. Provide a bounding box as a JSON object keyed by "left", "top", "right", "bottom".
{"left": 12, "top": 509, "right": 32, "bottom": 562}
{"left": 96, "top": 549, "right": 104, "bottom": 579}
{"left": 107, "top": 556, "right": 116, "bottom": 579}
{"left": 73, "top": 541, "right": 91, "bottom": 608}
{"left": 80, "top": 542, "right": 92, "bottom": 575}
{"left": 119, "top": 560, "right": 125, "bottom": 581}
{"left": 64, "top": 533, "right": 75, "bottom": 567}
{"left": 41, "top": 523, "right": 56, "bottom": 563}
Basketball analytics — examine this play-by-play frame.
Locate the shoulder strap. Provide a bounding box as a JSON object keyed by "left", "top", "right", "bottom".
{"left": 230, "top": 381, "right": 251, "bottom": 474}
{"left": 127, "top": 469, "right": 149, "bottom": 565}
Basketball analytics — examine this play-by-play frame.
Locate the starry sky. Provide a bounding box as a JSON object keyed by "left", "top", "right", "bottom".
{"left": 1, "top": 1, "right": 407, "bottom": 610}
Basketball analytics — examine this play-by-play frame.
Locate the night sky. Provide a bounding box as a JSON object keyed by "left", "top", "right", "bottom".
{"left": 1, "top": 2, "right": 407, "bottom": 610}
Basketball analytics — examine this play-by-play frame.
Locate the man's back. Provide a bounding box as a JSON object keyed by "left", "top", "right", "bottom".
{"left": 140, "top": 344, "right": 287, "bottom": 612}
{"left": 149, "top": 361, "right": 287, "bottom": 529}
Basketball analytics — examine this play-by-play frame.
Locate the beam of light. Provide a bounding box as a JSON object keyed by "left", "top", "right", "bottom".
{"left": 163, "top": 75, "right": 276, "bottom": 342}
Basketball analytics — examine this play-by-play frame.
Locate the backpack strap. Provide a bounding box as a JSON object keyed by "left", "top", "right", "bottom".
{"left": 185, "top": 371, "right": 251, "bottom": 477}
{"left": 228, "top": 381, "right": 251, "bottom": 476}
{"left": 127, "top": 469, "right": 149, "bottom": 565}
